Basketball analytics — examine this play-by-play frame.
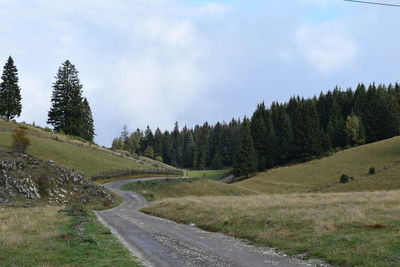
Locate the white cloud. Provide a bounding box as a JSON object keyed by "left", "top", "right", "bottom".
{"left": 295, "top": 21, "right": 357, "bottom": 74}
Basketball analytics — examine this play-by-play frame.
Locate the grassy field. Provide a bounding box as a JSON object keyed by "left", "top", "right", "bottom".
{"left": 143, "top": 190, "right": 400, "bottom": 267}
{"left": 187, "top": 169, "right": 231, "bottom": 180}
{"left": 237, "top": 136, "right": 400, "bottom": 194}
{"left": 121, "top": 178, "right": 254, "bottom": 201}
{"left": 133, "top": 137, "right": 400, "bottom": 266}
{"left": 0, "top": 204, "right": 141, "bottom": 266}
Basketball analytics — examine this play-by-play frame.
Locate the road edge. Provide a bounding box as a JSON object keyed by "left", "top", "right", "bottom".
{"left": 94, "top": 210, "right": 154, "bottom": 267}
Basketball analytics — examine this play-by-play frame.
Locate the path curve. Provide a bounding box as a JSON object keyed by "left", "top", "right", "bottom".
{"left": 95, "top": 178, "right": 324, "bottom": 267}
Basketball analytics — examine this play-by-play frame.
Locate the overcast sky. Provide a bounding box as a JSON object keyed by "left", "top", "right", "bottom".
{"left": 1, "top": 0, "right": 399, "bottom": 145}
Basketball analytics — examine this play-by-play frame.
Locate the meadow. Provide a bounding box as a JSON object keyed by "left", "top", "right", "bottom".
{"left": 0, "top": 204, "right": 141, "bottom": 266}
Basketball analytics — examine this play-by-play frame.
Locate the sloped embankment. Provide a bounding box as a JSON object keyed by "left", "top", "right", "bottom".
{"left": 0, "top": 151, "right": 116, "bottom": 204}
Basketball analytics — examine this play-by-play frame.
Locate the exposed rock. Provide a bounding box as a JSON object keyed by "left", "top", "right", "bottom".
{"left": 0, "top": 152, "right": 116, "bottom": 204}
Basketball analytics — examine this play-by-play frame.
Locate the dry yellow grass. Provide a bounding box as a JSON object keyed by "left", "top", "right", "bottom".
{"left": 0, "top": 206, "right": 65, "bottom": 249}
{"left": 143, "top": 190, "right": 400, "bottom": 266}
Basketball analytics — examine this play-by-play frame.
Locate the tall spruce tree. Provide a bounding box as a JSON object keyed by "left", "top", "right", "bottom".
{"left": 233, "top": 118, "right": 257, "bottom": 177}
{"left": 48, "top": 60, "right": 86, "bottom": 138}
{"left": 81, "top": 98, "right": 95, "bottom": 142}
{"left": 250, "top": 103, "right": 269, "bottom": 170}
{"left": 0, "top": 56, "right": 22, "bottom": 119}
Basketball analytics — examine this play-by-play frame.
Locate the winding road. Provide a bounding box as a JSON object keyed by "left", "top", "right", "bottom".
{"left": 95, "top": 178, "right": 325, "bottom": 267}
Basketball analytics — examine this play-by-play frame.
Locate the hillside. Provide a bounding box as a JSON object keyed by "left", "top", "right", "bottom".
{"left": 238, "top": 136, "right": 400, "bottom": 194}
{"left": 0, "top": 119, "right": 176, "bottom": 177}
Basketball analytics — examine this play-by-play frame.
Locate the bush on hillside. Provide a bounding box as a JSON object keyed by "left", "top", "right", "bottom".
{"left": 12, "top": 128, "right": 30, "bottom": 153}
{"left": 369, "top": 167, "right": 376, "bottom": 175}
{"left": 340, "top": 174, "right": 349, "bottom": 184}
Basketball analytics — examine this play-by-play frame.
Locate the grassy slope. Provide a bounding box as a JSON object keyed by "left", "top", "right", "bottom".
{"left": 0, "top": 120, "right": 150, "bottom": 177}
{"left": 239, "top": 136, "right": 400, "bottom": 194}
{"left": 0, "top": 205, "right": 141, "bottom": 266}
{"left": 138, "top": 137, "right": 400, "bottom": 266}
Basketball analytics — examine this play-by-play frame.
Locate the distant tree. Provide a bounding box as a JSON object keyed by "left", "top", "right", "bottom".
{"left": 345, "top": 114, "right": 365, "bottom": 145}
{"left": 129, "top": 129, "right": 142, "bottom": 154}
{"left": 143, "top": 145, "right": 155, "bottom": 159}
{"left": 271, "top": 103, "right": 293, "bottom": 164}
{"left": 182, "top": 129, "right": 195, "bottom": 168}
{"left": 250, "top": 103, "right": 269, "bottom": 170}
{"left": 0, "top": 56, "right": 22, "bottom": 120}
{"left": 81, "top": 98, "right": 95, "bottom": 142}
{"left": 48, "top": 60, "right": 85, "bottom": 138}
{"left": 233, "top": 118, "right": 257, "bottom": 177}
{"left": 111, "top": 137, "right": 124, "bottom": 150}
{"left": 211, "top": 152, "right": 223, "bottom": 169}
{"left": 153, "top": 128, "right": 164, "bottom": 157}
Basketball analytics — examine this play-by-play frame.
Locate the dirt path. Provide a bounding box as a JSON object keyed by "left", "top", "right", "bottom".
{"left": 95, "top": 178, "right": 325, "bottom": 267}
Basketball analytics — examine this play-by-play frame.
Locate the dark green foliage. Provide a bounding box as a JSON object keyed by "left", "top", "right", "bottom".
{"left": 369, "top": 167, "right": 376, "bottom": 175}
{"left": 47, "top": 60, "right": 95, "bottom": 141}
{"left": 211, "top": 153, "right": 223, "bottom": 170}
{"left": 0, "top": 56, "right": 22, "bottom": 119}
{"left": 340, "top": 174, "right": 349, "bottom": 184}
{"left": 233, "top": 118, "right": 257, "bottom": 177}
{"left": 81, "top": 98, "right": 95, "bottom": 142}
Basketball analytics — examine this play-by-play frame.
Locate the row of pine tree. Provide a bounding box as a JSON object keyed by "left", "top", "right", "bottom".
{"left": 113, "top": 83, "right": 400, "bottom": 176}
{"left": 0, "top": 57, "right": 95, "bottom": 142}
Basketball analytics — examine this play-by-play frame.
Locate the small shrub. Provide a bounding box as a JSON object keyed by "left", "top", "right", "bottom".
{"left": 340, "top": 174, "right": 349, "bottom": 184}
{"left": 12, "top": 128, "right": 30, "bottom": 153}
{"left": 155, "top": 156, "right": 163, "bottom": 162}
{"left": 369, "top": 167, "right": 376, "bottom": 175}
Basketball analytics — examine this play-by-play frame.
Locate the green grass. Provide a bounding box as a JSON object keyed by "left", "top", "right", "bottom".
{"left": 0, "top": 127, "right": 150, "bottom": 177}
{"left": 0, "top": 204, "right": 141, "bottom": 266}
{"left": 187, "top": 169, "right": 231, "bottom": 180}
{"left": 239, "top": 136, "right": 400, "bottom": 194}
{"left": 121, "top": 178, "right": 254, "bottom": 202}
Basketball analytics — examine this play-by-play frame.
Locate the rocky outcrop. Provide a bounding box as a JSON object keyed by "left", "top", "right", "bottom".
{"left": 0, "top": 152, "right": 116, "bottom": 204}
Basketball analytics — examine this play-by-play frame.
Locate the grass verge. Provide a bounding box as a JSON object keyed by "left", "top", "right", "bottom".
{"left": 142, "top": 190, "right": 400, "bottom": 267}
{"left": 0, "top": 204, "right": 141, "bottom": 266}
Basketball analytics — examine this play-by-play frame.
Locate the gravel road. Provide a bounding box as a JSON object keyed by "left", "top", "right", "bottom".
{"left": 95, "top": 178, "right": 326, "bottom": 267}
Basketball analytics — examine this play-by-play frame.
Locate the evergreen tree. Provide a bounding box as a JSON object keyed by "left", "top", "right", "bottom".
{"left": 153, "top": 128, "right": 164, "bottom": 157}
{"left": 48, "top": 60, "right": 85, "bottom": 137}
{"left": 327, "top": 98, "right": 346, "bottom": 148}
{"left": 233, "top": 118, "right": 257, "bottom": 177}
{"left": 171, "top": 122, "right": 183, "bottom": 166}
{"left": 182, "top": 129, "right": 195, "bottom": 168}
{"left": 0, "top": 56, "right": 22, "bottom": 119}
{"left": 162, "top": 131, "right": 173, "bottom": 165}
{"left": 197, "top": 123, "right": 210, "bottom": 169}
{"left": 271, "top": 103, "right": 293, "bottom": 164}
{"left": 211, "top": 153, "right": 223, "bottom": 169}
{"left": 81, "top": 98, "right": 95, "bottom": 142}
{"left": 250, "top": 103, "right": 269, "bottom": 170}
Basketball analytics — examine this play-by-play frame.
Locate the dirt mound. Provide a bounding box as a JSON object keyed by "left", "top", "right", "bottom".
{"left": 0, "top": 151, "right": 116, "bottom": 204}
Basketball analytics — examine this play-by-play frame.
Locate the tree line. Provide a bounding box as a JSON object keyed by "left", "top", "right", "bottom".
{"left": 113, "top": 83, "right": 400, "bottom": 176}
{"left": 0, "top": 56, "right": 95, "bottom": 142}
